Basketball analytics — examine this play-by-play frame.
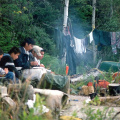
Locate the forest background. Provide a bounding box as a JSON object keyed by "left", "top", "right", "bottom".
{"left": 1, "top": 0, "right": 120, "bottom": 75}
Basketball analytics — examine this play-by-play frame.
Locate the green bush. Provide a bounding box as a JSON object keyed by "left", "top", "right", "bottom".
{"left": 81, "top": 103, "right": 114, "bottom": 120}
{"left": 41, "top": 53, "right": 66, "bottom": 75}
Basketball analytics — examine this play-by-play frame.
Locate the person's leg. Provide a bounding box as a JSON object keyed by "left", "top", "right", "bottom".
{"left": 6, "top": 72, "right": 20, "bottom": 84}
{"left": 6, "top": 72, "right": 14, "bottom": 80}
{"left": 14, "top": 77, "right": 20, "bottom": 84}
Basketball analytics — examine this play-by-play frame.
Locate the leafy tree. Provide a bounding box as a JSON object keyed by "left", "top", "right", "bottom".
{"left": 96, "top": 0, "right": 120, "bottom": 31}
{"left": 0, "top": 0, "right": 33, "bottom": 52}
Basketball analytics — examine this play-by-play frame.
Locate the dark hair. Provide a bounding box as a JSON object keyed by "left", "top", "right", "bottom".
{"left": 0, "top": 48, "right": 4, "bottom": 55}
{"left": 8, "top": 47, "right": 21, "bottom": 54}
{"left": 21, "top": 37, "right": 35, "bottom": 47}
{"left": 29, "top": 49, "right": 33, "bottom": 53}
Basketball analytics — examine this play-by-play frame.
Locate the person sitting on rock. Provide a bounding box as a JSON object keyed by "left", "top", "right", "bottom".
{"left": 29, "top": 45, "right": 45, "bottom": 67}
{"left": 0, "top": 47, "right": 21, "bottom": 83}
{"left": 14, "top": 37, "right": 38, "bottom": 70}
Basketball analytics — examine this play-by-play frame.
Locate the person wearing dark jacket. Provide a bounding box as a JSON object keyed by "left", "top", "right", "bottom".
{"left": 0, "top": 48, "right": 15, "bottom": 83}
{"left": 14, "top": 37, "right": 38, "bottom": 70}
{"left": 0, "top": 47, "right": 21, "bottom": 81}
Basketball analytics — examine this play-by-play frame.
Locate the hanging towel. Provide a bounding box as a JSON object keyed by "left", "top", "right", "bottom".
{"left": 74, "top": 36, "right": 86, "bottom": 54}
{"left": 89, "top": 32, "right": 93, "bottom": 43}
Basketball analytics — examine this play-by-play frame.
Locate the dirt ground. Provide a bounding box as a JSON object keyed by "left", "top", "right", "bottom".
{"left": 60, "top": 70, "right": 120, "bottom": 120}
{"left": 60, "top": 95, "right": 120, "bottom": 120}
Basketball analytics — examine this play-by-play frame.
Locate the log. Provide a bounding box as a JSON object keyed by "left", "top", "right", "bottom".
{"left": 34, "top": 89, "right": 68, "bottom": 117}
{"left": 3, "top": 97, "right": 16, "bottom": 110}
{"left": 99, "top": 96, "right": 120, "bottom": 106}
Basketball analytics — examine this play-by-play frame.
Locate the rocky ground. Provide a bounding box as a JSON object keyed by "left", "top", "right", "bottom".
{"left": 60, "top": 95, "right": 120, "bottom": 120}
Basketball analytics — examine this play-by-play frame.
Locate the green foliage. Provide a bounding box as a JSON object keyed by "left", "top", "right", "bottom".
{"left": 70, "top": 75, "right": 94, "bottom": 91}
{"left": 28, "top": 26, "right": 55, "bottom": 55}
{"left": 96, "top": 0, "right": 120, "bottom": 31}
{"left": 20, "top": 94, "right": 47, "bottom": 120}
{"left": 0, "top": 0, "right": 33, "bottom": 51}
{"left": 89, "top": 96, "right": 101, "bottom": 106}
{"left": 97, "top": 68, "right": 113, "bottom": 83}
{"left": 81, "top": 103, "right": 114, "bottom": 120}
{"left": 103, "top": 69, "right": 113, "bottom": 83}
{"left": 76, "top": 61, "right": 93, "bottom": 75}
{"left": 41, "top": 53, "right": 66, "bottom": 75}
{"left": 32, "top": 0, "right": 60, "bottom": 26}
{"left": 0, "top": 84, "right": 49, "bottom": 120}
{"left": 72, "top": 110, "right": 77, "bottom": 118}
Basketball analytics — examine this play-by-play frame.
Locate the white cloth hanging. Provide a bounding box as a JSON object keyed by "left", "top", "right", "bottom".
{"left": 74, "top": 36, "right": 86, "bottom": 54}
{"left": 89, "top": 32, "right": 93, "bottom": 43}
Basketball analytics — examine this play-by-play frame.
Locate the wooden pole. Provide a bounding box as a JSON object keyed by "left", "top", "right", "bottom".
{"left": 63, "top": 0, "right": 69, "bottom": 35}
{"left": 62, "top": 0, "right": 69, "bottom": 66}
{"left": 92, "top": 0, "right": 96, "bottom": 64}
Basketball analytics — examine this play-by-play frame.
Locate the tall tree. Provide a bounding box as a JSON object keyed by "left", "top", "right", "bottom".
{"left": 92, "top": 0, "right": 96, "bottom": 64}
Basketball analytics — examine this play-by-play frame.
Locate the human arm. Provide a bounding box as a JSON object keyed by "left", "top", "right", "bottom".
{"left": 1, "top": 55, "right": 20, "bottom": 78}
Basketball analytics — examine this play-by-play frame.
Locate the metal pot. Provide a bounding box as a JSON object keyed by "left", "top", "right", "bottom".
{"left": 109, "top": 83, "right": 120, "bottom": 96}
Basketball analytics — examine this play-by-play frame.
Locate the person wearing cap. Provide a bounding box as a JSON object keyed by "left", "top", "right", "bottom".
{"left": 14, "top": 37, "right": 38, "bottom": 70}
{"left": 30, "top": 45, "right": 45, "bottom": 67}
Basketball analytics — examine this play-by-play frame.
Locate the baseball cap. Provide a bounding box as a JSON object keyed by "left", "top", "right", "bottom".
{"left": 33, "top": 45, "right": 44, "bottom": 56}
{"left": 39, "top": 47, "right": 45, "bottom": 52}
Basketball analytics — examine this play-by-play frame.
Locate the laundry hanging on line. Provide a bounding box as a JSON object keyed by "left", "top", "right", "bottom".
{"left": 89, "top": 32, "right": 93, "bottom": 43}
{"left": 74, "top": 36, "right": 86, "bottom": 54}
{"left": 93, "top": 29, "right": 111, "bottom": 46}
{"left": 110, "top": 32, "right": 120, "bottom": 54}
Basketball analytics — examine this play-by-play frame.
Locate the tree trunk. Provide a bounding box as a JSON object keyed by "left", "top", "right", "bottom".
{"left": 63, "top": 0, "right": 69, "bottom": 35}
{"left": 110, "top": 0, "right": 113, "bottom": 18}
{"left": 92, "top": 0, "right": 96, "bottom": 64}
{"left": 62, "top": 0, "right": 69, "bottom": 66}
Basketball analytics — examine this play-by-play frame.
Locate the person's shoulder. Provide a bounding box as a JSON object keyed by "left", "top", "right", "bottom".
{"left": 2, "top": 54, "right": 12, "bottom": 61}
{"left": 3, "top": 53, "right": 10, "bottom": 56}
{"left": 19, "top": 47, "right": 23, "bottom": 52}
{"left": 19, "top": 47, "right": 26, "bottom": 54}
{"left": 3, "top": 54, "right": 11, "bottom": 59}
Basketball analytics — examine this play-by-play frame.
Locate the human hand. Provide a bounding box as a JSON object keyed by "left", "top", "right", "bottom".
{"left": 4, "top": 68, "right": 9, "bottom": 74}
{"left": 40, "top": 64, "right": 45, "bottom": 67}
{"left": 31, "top": 61, "right": 38, "bottom": 66}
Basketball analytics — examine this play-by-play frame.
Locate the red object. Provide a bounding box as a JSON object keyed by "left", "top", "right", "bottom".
{"left": 66, "top": 65, "right": 69, "bottom": 75}
{"left": 96, "top": 80, "right": 109, "bottom": 88}
{"left": 112, "top": 72, "right": 120, "bottom": 80}
{"left": 87, "top": 82, "right": 93, "bottom": 86}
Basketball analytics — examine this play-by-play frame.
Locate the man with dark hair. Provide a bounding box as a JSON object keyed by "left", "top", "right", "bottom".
{"left": 0, "top": 47, "right": 21, "bottom": 82}
{"left": 14, "top": 37, "right": 38, "bottom": 69}
{"left": 20, "top": 37, "right": 35, "bottom": 47}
